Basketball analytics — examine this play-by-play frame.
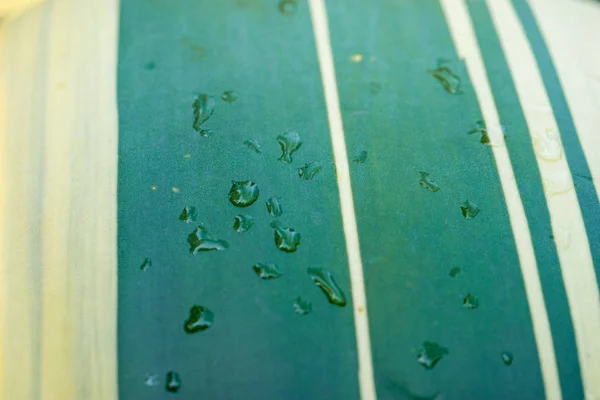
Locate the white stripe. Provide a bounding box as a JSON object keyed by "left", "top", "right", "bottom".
{"left": 486, "top": 1, "right": 600, "bottom": 398}
{"left": 439, "top": 1, "right": 562, "bottom": 398}
{"left": 39, "top": 0, "right": 119, "bottom": 397}
{"left": 525, "top": 0, "right": 600, "bottom": 209}
{"left": 307, "top": 1, "right": 377, "bottom": 399}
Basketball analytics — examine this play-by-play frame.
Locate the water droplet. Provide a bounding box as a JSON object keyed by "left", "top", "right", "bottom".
{"left": 253, "top": 263, "right": 282, "bottom": 280}
{"left": 386, "top": 380, "right": 442, "bottom": 400}
{"left": 353, "top": 150, "right": 368, "bottom": 163}
{"left": 449, "top": 266, "right": 460, "bottom": 277}
{"left": 542, "top": 170, "right": 574, "bottom": 196}
{"left": 419, "top": 171, "right": 440, "bottom": 192}
{"left": 165, "top": 371, "right": 182, "bottom": 393}
{"left": 233, "top": 215, "right": 254, "bottom": 233}
{"left": 293, "top": 297, "right": 312, "bottom": 315}
{"left": 221, "top": 90, "right": 238, "bottom": 103}
{"left": 462, "top": 293, "right": 479, "bottom": 309}
{"left": 192, "top": 94, "right": 215, "bottom": 132}
{"left": 179, "top": 38, "right": 207, "bottom": 59}
{"left": 558, "top": 231, "right": 572, "bottom": 250}
{"left": 417, "top": 341, "right": 449, "bottom": 369}
{"left": 574, "top": 173, "right": 593, "bottom": 182}
{"left": 144, "top": 61, "right": 155, "bottom": 70}
{"left": 266, "top": 196, "right": 283, "bottom": 217}
{"left": 468, "top": 120, "right": 490, "bottom": 145}
{"left": 271, "top": 221, "right": 300, "bottom": 252}
{"left": 144, "top": 374, "right": 159, "bottom": 387}
{"left": 308, "top": 267, "right": 346, "bottom": 307}
{"left": 184, "top": 305, "right": 214, "bottom": 333}
{"left": 199, "top": 128, "right": 212, "bottom": 137}
{"left": 501, "top": 351, "right": 513, "bottom": 366}
{"left": 140, "top": 258, "right": 152, "bottom": 271}
{"left": 244, "top": 139, "right": 262, "bottom": 153}
{"left": 369, "top": 81, "right": 381, "bottom": 94}
{"left": 298, "top": 162, "right": 323, "bottom": 180}
{"left": 428, "top": 65, "right": 461, "bottom": 94}
{"left": 179, "top": 206, "right": 197, "bottom": 223}
{"left": 460, "top": 200, "right": 480, "bottom": 219}
{"left": 278, "top": 0, "right": 297, "bottom": 15}
{"left": 187, "top": 225, "right": 229, "bottom": 253}
{"left": 436, "top": 57, "right": 451, "bottom": 66}
{"left": 277, "top": 130, "right": 302, "bottom": 163}
{"left": 533, "top": 129, "right": 562, "bottom": 162}
{"left": 228, "top": 180, "right": 260, "bottom": 207}
{"left": 350, "top": 53, "right": 363, "bottom": 63}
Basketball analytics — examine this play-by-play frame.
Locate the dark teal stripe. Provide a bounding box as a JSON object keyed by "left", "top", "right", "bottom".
{"left": 117, "top": 0, "right": 360, "bottom": 399}
{"left": 467, "top": 2, "right": 584, "bottom": 399}
{"left": 327, "top": 0, "right": 543, "bottom": 398}
{"left": 512, "top": 0, "right": 600, "bottom": 287}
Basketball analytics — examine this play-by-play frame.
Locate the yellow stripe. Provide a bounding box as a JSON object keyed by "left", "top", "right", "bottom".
{"left": 307, "top": 1, "right": 377, "bottom": 399}
{"left": 0, "top": 0, "right": 44, "bottom": 19}
{"left": 439, "top": 1, "right": 562, "bottom": 398}
{"left": 526, "top": 0, "right": 600, "bottom": 203}
{"left": 0, "top": 0, "right": 119, "bottom": 399}
{"left": 486, "top": 1, "right": 600, "bottom": 398}
{"left": 0, "top": 6, "right": 47, "bottom": 398}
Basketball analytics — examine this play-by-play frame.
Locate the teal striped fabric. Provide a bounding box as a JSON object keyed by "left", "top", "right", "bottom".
{"left": 117, "top": 1, "right": 600, "bottom": 399}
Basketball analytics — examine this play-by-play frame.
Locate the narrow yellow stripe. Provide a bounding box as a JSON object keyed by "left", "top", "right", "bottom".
{"left": 486, "top": 1, "right": 600, "bottom": 398}
{"left": 0, "top": 6, "right": 47, "bottom": 399}
{"left": 39, "top": 1, "right": 119, "bottom": 398}
{"left": 526, "top": 0, "right": 600, "bottom": 203}
{"left": 0, "top": 0, "right": 119, "bottom": 399}
{"left": 439, "top": 1, "right": 562, "bottom": 398}
{"left": 307, "top": 1, "right": 377, "bottom": 398}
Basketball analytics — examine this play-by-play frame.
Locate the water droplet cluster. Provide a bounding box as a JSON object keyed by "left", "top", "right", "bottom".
{"left": 412, "top": 60, "right": 519, "bottom": 375}
{"left": 137, "top": 50, "right": 525, "bottom": 394}
{"left": 138, "top": 91, "right": 354, "bottom": 393}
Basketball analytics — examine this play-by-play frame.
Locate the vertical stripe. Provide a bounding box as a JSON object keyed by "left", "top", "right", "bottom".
{"left": 0, "top": 6, "right": 48, "bottom": 399}
{"left": 1, "top": 1, "right": 119, "bottom": 399}
{"left": 486, "top": 1, "right": 600, "bottom": 398}
{"left": 523, "top": 0, "right": 600, "bottom": 201}
{"left": 38, "top": 0, "right": 119, "bottom": 398}
{"left": 308, "top": 1, "right": 377, "bottom": 399}
{"left": 117, "top": 1, "right": 361, "bottom": 398}
{"left": 514, "top": 0, "right": 600, "bottom": 288}
{"left": 439, "top": 1, "right": 561, "bottom": 398}
{"left": 467, "top": 1, "right": 584, "bottom": 397}
{"left": 327, "top": 0, "right": 545, "bottom": 397}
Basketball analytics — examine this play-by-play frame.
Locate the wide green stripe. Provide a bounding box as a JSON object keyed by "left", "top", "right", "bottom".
{"left": 467, "top": 2, "right": 584, "bottom": 399}
{"left": 117, "top": 1, "right": 359, "bottom": 398}
{"left": 326, "top": 0, "right": 543, "bottom": 398}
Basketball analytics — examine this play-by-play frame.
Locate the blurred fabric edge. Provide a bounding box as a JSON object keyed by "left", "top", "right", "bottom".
{"left": 0, "top": 0, "right": 119, "bottom": 399}
{"left": 0, "top": 0, "right": 45, "bottom": 20}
